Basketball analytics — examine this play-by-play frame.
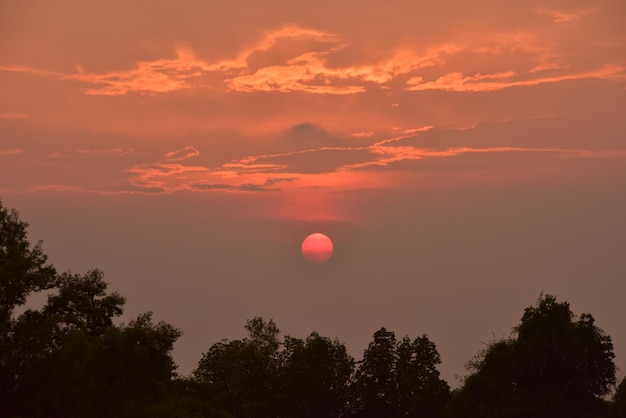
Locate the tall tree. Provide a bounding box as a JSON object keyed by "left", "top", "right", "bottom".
{"left": 9, "top": 270, "right": 126, "bottom": 389}
{"left": 0, "top": 201, "right": 57, "bottom": 409}
{"left": 0, "top": 201, "right": 56, "bottom": 323}
{"left": 353, "top": 327, "right": 399, "bottom": 417}
{"left": 15, "top": 312, "right": 182, "bottom": 418}
{"left": 0, "top": 201, "right": 189, "bottom": 417}
{"left": 352, "top": 328, "right": 449, "bottom": 418}
{"left": 396, "top": 335, "right": 450, "bottom": 417}
{"left": 280, "top": 332, "right": 354, "bottom": 418}
{"left": 195, "top": 319, "right": 357, "bottom": 418}
{"left": 449, "top": 294, "right": 616, "bottom": 418}
{"left": 194, "top": 317, "right": 282, "bottom": 418}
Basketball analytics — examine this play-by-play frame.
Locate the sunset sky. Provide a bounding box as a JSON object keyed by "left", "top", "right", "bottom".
{"left": 1, "top": 0, "right": 625, "bottom": 386}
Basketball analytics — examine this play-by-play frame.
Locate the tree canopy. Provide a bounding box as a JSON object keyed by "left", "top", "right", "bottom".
{"left": 447, "top": 294, "right": 617, "bottom": 418}
{"left": 0, "top": 201, "right": 185, "bottom": 417}
{"left": 194, "top": 317, "right": 357, "bottom": 418}
{"left": 352, "top": 328, "right": 450, "bottom": 418}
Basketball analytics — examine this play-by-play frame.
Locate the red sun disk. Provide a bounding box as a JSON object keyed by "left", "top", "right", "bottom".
{"left": 301, "top": 233, "right": 333, "bottom": 263}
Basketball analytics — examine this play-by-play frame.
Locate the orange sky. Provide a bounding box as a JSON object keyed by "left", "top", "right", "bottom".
{"left": 1, "top": 0, "right": 625, "bottom": 385}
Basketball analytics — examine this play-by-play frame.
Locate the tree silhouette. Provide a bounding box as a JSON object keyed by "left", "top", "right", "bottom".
{"left": 611, "top": 378, "right": 626, "bottom": 418}
{"left": 0, "top": 200, "right": 57, "bottom": 409}
{"left": 396, "top": 335, "right": 451, "bottom": 417}
{"left": 279, "top": 332, "right": 354, "bottom": 418}
{"left": 15, "top": 312, "right": 182, "bottom": 417}
{"left": 194, "top": 317, "right": 282, "bottom": 418}
{"left": 0, "top": 201, "right": 56, "bottom": 322}
{"left": 352, "top": 328, "right": 449, "bottom": 418}
{"left": 1, "top": 201, "right": 188, "bottom": 417}
{"left": 352, "top": 327, "right": 399, "bottom": 417}
{"left": 195, "top": 318, "right": 356, "bottom": 418}
{"left": 449, "top": 294, "right": 616, "bottom": 418}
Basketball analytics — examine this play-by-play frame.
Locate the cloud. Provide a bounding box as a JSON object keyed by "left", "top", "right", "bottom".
{"left": 264, "top": 177, "right": 298, "bottom": 186}
{"left": 237, "top": 183, "right": 278, "bottom": 192}
{"left": 536, "top": 8, "right": 598, "bottom": 23}
{"left": 0, "top": 65, "right": 60, "bottom": 77}
{"left": 67, "top": 48, "right": 216, "bottom": 96}
{"left": 4, "top": 25, "right": 549, "bottom": 97}
{"left": 189, "top": 183, "right": 233, "bottom": 191}
{"left": 402, "top": 126, "right": 434, "bottom": 135}
{"left": 557, "top": 150, "right": 626, "bottom": 159}
{"left": 352, "top": 131, "right": 375, "bottom": 138}
{"left": 189, "top": 182, "right": 278, "bottom": 192}
{"left": 250, "top": 148, "right": 374, "bottom": 174}
{"left": 287, "top": 122, "right": 329, "bottom": 141}
{"left": 95, "top": 183, "right": 166, "bottom": 194}
{"left": 115, "top": 109, "right": 626, "bottom": 195}
{"left": 2, "top": 19, "right": 622, "bottom": 98}
{"left": 125, "top": 147, "right": 286, "bottom": 193}
{"left": 164, "top": 146, "right": 200, "bottom": 161}
{"left": 0, "top": 148, "right": 24, "bottom": 156}
{"left": 48, "top": 148, "right": 135, "bottom": 158}
{"left": 4, "top": 110, "right": 623, "bottom": 196}
{"left": 28, "top": 184, "right": 90, "bottom": 193}
{"left": 252, "top": 24, "right": 344, "bottom": 52}
{"left": 224, "top": 43, "right": 458, "bottom": 94}
{"left": 0, "top": 112, "right": 28, "bottom": 119}
{"left": 0, "top": 25, "right": 348, "bottom": 96}
{"left": 406, "top": 64, "right": 624, "bottom": 92}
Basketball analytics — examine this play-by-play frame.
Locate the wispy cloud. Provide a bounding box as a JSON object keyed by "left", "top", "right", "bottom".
{"left": 406, "top": 64, "right": 624, "bottom": 92}
{"left": 0, "top": 65, "right": 60, "bottom": 77}
{"left": 4, "top": 111, "right": 624, "bottom": 197}
{"left": 536, "top": 7, "right": 598, "bottom": 23}
{"left": 164, "top": 146, "right": 200, "bottom": 161}
{"left": 116, "top": 114, "right": 626, "bottom": 196}
{"left": 0, "top": 148, "right": 24, "bottom": 156}
{"left": 352, "top": 131, "right": 375, "bottom": 138}
{"left": 48, "top": 148, "right": 135, "bottom": 158}
{"left": 0, "top": 112, "right": 28, "bottom": 119}
{"left": 67, "top": 48, "right": 217, "bottom": 96}
{"left": 40, "top": 25, "right": 347, "bottom": 96}
{"left": 557, "top": 150, "right": 626, "bottom": 159}
{"left": 224, "top": 43, "right": 458, "bottom": 94}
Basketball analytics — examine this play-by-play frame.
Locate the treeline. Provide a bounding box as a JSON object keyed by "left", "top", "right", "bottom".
{"left": 1, "top": 200, "right": 625, "bottom": 418}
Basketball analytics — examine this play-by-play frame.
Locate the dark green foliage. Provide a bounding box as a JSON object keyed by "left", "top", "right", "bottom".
{"left": 45, "top": 270, "right": 126, "bottom": 336}
{"left": 448, "top": 294, "right": 616, "bottom": 418}
{"left": 15, "top": 313, "right": 182, "bottom": 418}
{"left": 195, "top": 323, "right": 448, "bottom": 418}
{"left": 515, "top": 297, "right": 615, "bottom": 400}
{"left": 352, "top": 328, "right": 399, "bottom": 417}
{"left": 352, "top": 328, "right": 450, "bottom": 418}
{"left": 0, "top": 201, "right": 57, "bottom": 408}
{"left": 279, "top": 332, "right": 355, "bottom": 418}
{"left": 0, "top": 201, "right": 56, "bottom": 321}
{"left": 612, "top": 378, "right": 626, "bottom": 418}
{"left": 1, "top": 201, "right": 191, "bottom": 418}
{"left": 445, "top": 340, "right": 519, "bottom": 418}
{"left": 194, "top": 318, "right": 282, "bottom": 418}
{"left": 8, "top": 269, "right": 127, "bottom": 408}
{"left": 194, "top": 318, "right": 358, "bottom": 418}
{"left": 396, "top": 335, "right": 451, "bottom": 417}
{"left": 9, "top": 269, "right": 126, "bottom": 368}
{"left": 130, "top": 378, "right": 233, "bottom": 418}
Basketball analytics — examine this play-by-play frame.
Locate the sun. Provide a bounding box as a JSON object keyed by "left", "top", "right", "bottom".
{"left": 301, "top": 233, "right": 333, "bottom": 264}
